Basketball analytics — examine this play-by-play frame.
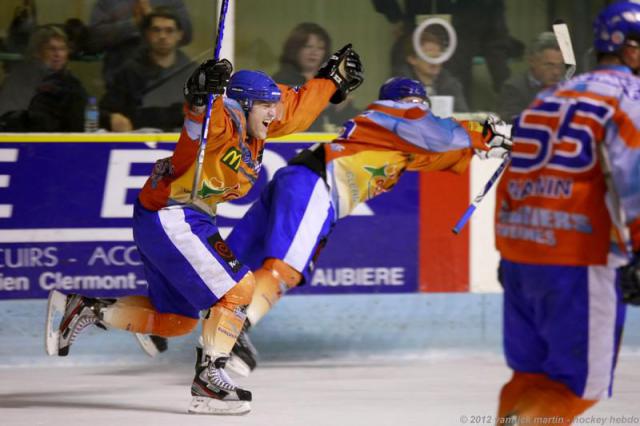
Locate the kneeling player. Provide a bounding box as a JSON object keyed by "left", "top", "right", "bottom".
{"left": 224, "top": 77, "right": 513, "bottom": 375}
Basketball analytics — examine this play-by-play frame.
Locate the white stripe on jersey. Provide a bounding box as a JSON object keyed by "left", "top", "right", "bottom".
{"left": 283, "top": 178, "right": 332, "bottom": 271}
{"left": 158, "top": 207, "right": 236, "bottom": 298}
{"left": 584, "top": 265, "right": 618, "bottom": 399}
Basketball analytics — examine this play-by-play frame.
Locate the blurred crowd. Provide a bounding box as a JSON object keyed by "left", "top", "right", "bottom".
{"left": 0, "top": 0, "right": 596, "bottom": 132}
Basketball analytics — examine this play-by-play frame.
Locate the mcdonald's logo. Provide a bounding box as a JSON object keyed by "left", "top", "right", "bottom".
{"left": 221, "top": 147, "right": 242, "bottom": 171}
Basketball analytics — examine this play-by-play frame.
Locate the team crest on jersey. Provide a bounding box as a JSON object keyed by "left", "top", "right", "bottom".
{"left": 221, "top": 147, "right": 242, "bottom": 171}
{"left": 364, "top": 163, "right": 400, "bottom": 198}
{"left": 197, "top": 177, "right": 241, "bottom": 200}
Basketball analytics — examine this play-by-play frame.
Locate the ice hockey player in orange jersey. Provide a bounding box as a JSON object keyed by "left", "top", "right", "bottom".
{"left": 44, "top": 44, "right": 364, "bottom": 415}
{"left": 494, "top": 2, "right": 640, "bottom": 424}
{"left": 223, "top": 77, "right": 513, "bottom": 375}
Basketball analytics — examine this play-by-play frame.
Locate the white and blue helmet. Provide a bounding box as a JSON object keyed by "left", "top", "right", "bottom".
{"left": 593, "top": 1, "right": 640, "bottom": 53}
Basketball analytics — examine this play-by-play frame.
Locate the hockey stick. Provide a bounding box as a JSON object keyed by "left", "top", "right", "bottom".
{"left": 598, "top": 147, "right": 634, "bottom": 258}
{"left": 190, "top": 0, "right": 230, "bottom": 202}
{"left": 133, "top": 0, "right": 230, "bottom": 356}
{"left": 552, "top": 20, "right": 577, "bottom": 80}
{"left": 452, "top": 155, "right": 511, "bottom": 235}
{"left": 451, "top": 21, "right": 579, "bottom": 235}
{"left": 553, "top": 20, "right": 633, "bottom": 257}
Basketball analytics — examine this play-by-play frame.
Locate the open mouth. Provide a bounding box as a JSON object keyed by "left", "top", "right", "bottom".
{"left": 262, "top": 119, "right": 273, "bottom": 129}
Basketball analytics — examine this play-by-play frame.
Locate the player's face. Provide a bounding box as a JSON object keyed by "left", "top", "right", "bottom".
{"left": 146, "top": 17, "right": 183, "bottom": 56}
{"left": 622, "top": 41, "right": 640, "bottom": 74}
{"left": 399, "top": 96, "right": 428, "bottom": 105}
{"left": 247, "top": 101, "right": 278, "bottom": 139}
{"left": 39, "top": 37, "right": 69, "bottom": 72}
{"left": 297, "top": 34, "right": 327, "bottom": 74}
{"left": 407, "top": 41, "right": 443, "bottom": 83}
{"left": 529, "top": 49, "right": 565, "bottom": 86}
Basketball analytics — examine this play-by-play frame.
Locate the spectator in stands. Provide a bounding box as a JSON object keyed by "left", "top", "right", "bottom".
{"left": 373, "top": 0, "right": 523, "bottom": 104}
{"left": 497, "top": 32, "right": 564, "bottom": 123}
{"left": 0, "top": 25, "right": 87, "bottom": 131}
{"left": 87, "top": 0, "right": 192, "bottom": 86}
{"left": 273, "top": 22, "right": 359, "bottom": 132}
{"left": 99, "top": 8, "right": 193, "bottom": 132}
{"left": 404, "top": 31, "right": 468, "bottom": 112}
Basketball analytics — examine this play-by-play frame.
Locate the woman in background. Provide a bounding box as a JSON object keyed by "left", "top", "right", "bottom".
{"left": 273, "top": 22, "right": 359, "bottom": 132}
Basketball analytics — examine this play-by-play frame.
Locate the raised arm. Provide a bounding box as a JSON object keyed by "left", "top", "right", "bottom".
{"left": 268, "top": 44, "right": 364, "bottom": 137}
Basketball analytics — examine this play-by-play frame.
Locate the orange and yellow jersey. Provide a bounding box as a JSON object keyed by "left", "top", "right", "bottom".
{"left": 323, "top": 100, "right": 489, "bottom": 218}
{"left": 495, "top": 65, "right": 640, "bottom": 266}
{"left": 138, "top": 78, "right": 336, "bottom": 215}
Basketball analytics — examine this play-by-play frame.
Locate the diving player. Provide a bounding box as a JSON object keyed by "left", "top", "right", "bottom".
{"left": 494, "top": 2, "right": 640, "bottom": 423}
{"left": 44, "top": 45, "right": 364, "bottom": 415}
{"left": 224, "top": 77, "right": 513, "bottom": 375}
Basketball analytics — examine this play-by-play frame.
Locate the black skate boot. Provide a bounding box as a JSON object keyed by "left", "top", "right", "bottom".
{"left": 135, "top": 334, "right": 169, "bottom": 357}
{"left": 45, "top": 290, "right": 108, "bottom": 356}
{"left": 227, "top": 322, "right": 258, "bottom": 377}
{"left": 188, "top": 347, "right": 252, "bottom": 415}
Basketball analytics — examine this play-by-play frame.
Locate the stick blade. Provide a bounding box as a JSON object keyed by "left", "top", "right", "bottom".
{"left": 552, "top": 21, "right": 576, "bottom": 67}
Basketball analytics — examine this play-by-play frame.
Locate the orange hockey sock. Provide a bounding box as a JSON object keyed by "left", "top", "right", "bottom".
{"left": 101, "top": 295, "right": 198, "bottom": 337}
{"left": 498, "top": 372, "right": 597, "bottom": 425}
{"left": 245, "top": 258, "right": 302, "bottom": 326}
{"left": 201, "top": 271, "right": 255, "bottom": 356}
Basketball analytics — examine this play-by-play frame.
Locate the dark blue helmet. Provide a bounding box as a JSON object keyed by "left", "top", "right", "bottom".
{"left": 227, "top": 70, "right": 281, "bottom": 111}
{"left": 593, "top": 1, "right": 640, "bottom": 53}
{"left": 378, "top": 77, "right": 427, "bottom": 102}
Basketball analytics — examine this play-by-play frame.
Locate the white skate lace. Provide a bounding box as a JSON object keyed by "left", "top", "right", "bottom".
{"left": 64, "top": 301, "right": 98, "bottom": 346}
{"left": 207, "top": 363, "right": 237, "bottom": 392}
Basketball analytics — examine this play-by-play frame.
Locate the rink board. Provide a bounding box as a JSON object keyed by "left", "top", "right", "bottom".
{"left": 0, "top": 134, "right": 481, "bottom": 300}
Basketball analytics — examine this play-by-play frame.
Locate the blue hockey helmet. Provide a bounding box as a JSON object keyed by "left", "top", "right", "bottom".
{"left": 227, "top": 70, "right": 281, "bottom": 112}
{"left": 593, "top": 1, "right": 640, "bottom": 53}
{"left": 378, "top": 77, "right": 428, "bottom": 102}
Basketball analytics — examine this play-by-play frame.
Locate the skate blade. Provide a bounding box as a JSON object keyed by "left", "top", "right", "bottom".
{"left": 187, "top": 396, "right": 251, "bottom": 415}
{"left": 44, "top": 290, "right": 67, "bottom": 356}
{"left": 226, "top": 354, "right": 251, "bottom": 377}
{"left": 135, "top": 333, "right": 159, "bottom": 358}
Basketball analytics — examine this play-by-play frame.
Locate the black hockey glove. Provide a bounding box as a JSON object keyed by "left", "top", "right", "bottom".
{"left": 620, "top": 254, "right": 640, "bottom": 306}
{"left": 184, "top": 58, "right": 233, "bottom": 107}
{"left": 316, "top": 43, "right": 364, "bottom": 104}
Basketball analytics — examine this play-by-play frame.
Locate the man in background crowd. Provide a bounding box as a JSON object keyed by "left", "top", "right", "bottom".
{"left": 497, "top": 31, "right": 564, "bottom": 123}
{"left": 99, "top": 8, "right": 193, "bottom": 132}
{"left": 87, "top": 0, "right": 192, "bottom": 85}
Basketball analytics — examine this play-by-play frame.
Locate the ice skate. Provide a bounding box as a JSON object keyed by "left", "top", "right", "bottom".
{"left": 45, "top": 290, "right": 107, "bottom": 356}
{"left": 188, "top": 347, "right": 252, "bottom": 415}
{"left": 227, "top": 325, "right": 258, "bottom": 377}
{"left": 135, "top": 334, "right": 168, "bottom": 357}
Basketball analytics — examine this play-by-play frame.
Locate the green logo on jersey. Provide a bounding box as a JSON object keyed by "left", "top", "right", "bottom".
{"left": 197, "top": 177, "right": 241, "bottom": 200}
{"left": 221, "top": 147, "right": 242, "bottom": 171}
{"left": 198, "top": 182, "right": 226, "bottom": 198}
{"left": 364, "top": 165, "right": 388, "bottom": 178}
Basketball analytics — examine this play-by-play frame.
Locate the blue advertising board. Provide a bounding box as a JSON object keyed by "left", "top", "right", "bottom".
{"left": 0, "top": 135, "right": 419, "bottom": 299}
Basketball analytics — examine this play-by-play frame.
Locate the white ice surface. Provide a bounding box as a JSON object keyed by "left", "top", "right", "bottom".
{"left": 2, "top": 353, "right": 639, "bottom": 426}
